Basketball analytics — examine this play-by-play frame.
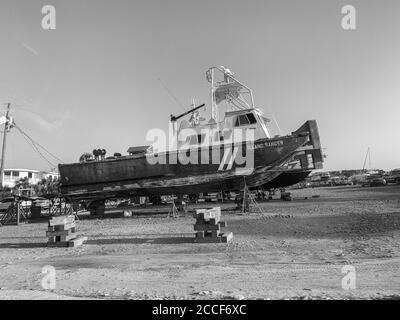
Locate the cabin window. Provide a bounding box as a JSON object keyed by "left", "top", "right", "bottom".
{"left": 188, "top": 134, "right": 205, "bottom": 145}
{"left": 246, "top": 113, "right": 257, "bottom": 124}
{"left": 240, "top": 115, "right": 249, "bottom": 125}
{"left": 235, "top": 113, "right": 257, "bottom": 126}
{"left": 4, "top": 171, "right": 10, "bottom": 176}
{"left": 197, "top": 134, "right": 205, "bottom": 144}
{"left": 307, "top": 154, "right": 314, "bottom": 168}
{"left": 12, "top": 171, "right": 20, "bottom": 177}
{"left": 28, "top": 172, "right": 33, "bottom": 178}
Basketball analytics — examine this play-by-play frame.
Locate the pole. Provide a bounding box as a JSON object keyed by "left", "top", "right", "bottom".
{"left": 16, "top": 201, "right": 20, "bottom": 226}
{"left": 210, "top": 69, "right": 215, "bottom": 122}
{"left": 362, "top": 147, "right": 370, "bottom": 171}
{"left": 0, "top": 103, "right": 10, "bottom": 188}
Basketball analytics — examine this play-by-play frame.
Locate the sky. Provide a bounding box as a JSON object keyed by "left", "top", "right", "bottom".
{"left": 0, "top": 0, "right": 399, "bottom": 172}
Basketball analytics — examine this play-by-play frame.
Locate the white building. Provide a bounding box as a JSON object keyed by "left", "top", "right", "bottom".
{"left": 1, "top": 169, "right": 60, "bottom": 188}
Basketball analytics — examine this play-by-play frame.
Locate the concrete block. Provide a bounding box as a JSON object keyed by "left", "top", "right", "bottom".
{"left": 48, "top": 215, "right": 75, "bottom": 227}
{"left": 68, "top": 236, "right": 88, "bottom": 247}
{"left": 194, "top": 223, "right": 221, "bottom": 231}
{"left": 221, "top": 232, "right": 233, "bottom": 243}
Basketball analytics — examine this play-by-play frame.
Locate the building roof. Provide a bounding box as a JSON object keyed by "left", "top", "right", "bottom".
{"left": 127, "top": 146, "right": 149, "bottom": 154}
{"left": 4, "top": 169, "right": 40, "bottom": 173}
{"left": 4, "top": 169, "right": 59, "bottom": 175}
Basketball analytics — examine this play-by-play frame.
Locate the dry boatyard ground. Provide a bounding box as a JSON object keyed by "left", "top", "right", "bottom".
{"left": 0, "top": 185, "right": 399, "bottom": 300}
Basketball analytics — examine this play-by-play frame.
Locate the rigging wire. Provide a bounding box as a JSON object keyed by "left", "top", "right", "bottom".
{"left": 16, "top": 126, "right": 57, "bottom": 168}
{"left": 157, "top": 78, "right": 187, "bottom": 112}
{"left": 13, "top": 123, "right": 64, "bottom": 166}
{"left": 270, "top": 113, "right": 282, "bottom": 135}
{"left": 20, "top": 128, "right": 64, "bottom": 163}
{"left": 1, "top": 100, "right": 65, "bottom": 167}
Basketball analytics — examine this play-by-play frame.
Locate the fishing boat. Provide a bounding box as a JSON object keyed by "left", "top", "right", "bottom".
{"left": 59, "top": 67, "right": 322, "bottom": 206}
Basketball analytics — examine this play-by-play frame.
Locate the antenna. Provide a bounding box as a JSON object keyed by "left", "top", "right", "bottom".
{"left": 271, "top": 113, "right": 282, "bottom": 134}
{"left": 157, "top": 78, "right": 186, "bottom": 111}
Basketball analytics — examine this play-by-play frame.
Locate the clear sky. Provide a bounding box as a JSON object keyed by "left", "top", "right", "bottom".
{"left": 0, "top": 0, "right": 399, "bottom": 172}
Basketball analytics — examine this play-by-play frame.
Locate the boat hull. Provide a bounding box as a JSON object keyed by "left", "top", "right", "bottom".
{"left": 262, "top": 169, "right": 312, "bottom": 189}
{"left": 59, "top": 133, "right": 311, "bottom": 200}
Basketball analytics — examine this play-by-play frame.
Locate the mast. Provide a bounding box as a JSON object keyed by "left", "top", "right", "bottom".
{"left": 362, "top": 147, "right": 371, "bottom": 171}
{"left": 210, "top": 68, "right": 217, "bottom": 122}
{"left": 0, "top": 103, "right": 10, "bottom": 188}
{"left": 206, "top": 66, "right": 255, "bottom": 118}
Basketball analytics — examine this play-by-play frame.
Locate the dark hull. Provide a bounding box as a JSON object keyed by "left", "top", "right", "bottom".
{"left": 258, "top": 119, "right": 323, "bottom": 190}
{"left": 262, "top": 169, "right": 312, "bottom": 189}
{"left": 60, "top": 133, "right": 311, "bottom": 200}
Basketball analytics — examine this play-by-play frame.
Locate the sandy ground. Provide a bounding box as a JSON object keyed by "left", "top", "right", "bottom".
{"left": 0, "top": 185, "right": 399, "bottom": 300}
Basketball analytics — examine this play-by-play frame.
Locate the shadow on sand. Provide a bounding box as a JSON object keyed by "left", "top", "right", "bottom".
{"left": 85, "top": 236, "right": 195, "bottom": 245}
{"left": 228, "top": 211, "right": 400, "bottom": 239}
{"left": 0, "top": 242, "right": 48, "bottom": 249}
{"left": 0, "top": 235, "right": 196, "bottom": 248}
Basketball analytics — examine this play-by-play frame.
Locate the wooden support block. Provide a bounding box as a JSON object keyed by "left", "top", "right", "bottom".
{"left": 194, "top": 209, "right": 207, "bottom": 218}
{"left": 195, "top": 217, "right": 220, "bottom": 226}
{"left": 193, "top": 231, "right": 233, "bottom": 244}
{"left": 54, "top": 222, "right": 76, "bottom": 231}
{"left": 208, "top": 207, "right": 221, "bottom": 215}
{"left": 194, "top": 223, "right": 221, "bottom": 231}
{"left": 59, "top": 234, "right": 76, "bottom": 242}
{"left": 218, "top": 221, "right": 227, "bottom": 228}
{"left": 48, "top": 215, "right": 75, "bottom": 226}
{"left": 47, "top": 236, "right": 56, "bottom": 243}
{"left": 195, "top": 231, "right": 205, "bottom": 239}
{"left": 47, "top": 241, "right": 69, "bottom": 248}
{"left": 204, "top": 230, "right": 212, "bottom": 237}
{"left": 47, "top": 234, "right": 75, "bottom": 243}
{"left": 68, "top": 236, "right": 88, "bottom": 247}
{"left": 203, "top": 211, "right": 221, "bottom": 221}
{"left": 209, "top": 216, "right": 221, "bottom": 225}
{"left": 47, "top": 222, "right": 76, "bottom": 232}
{"left": 195, "top": 217, "right": 206, "bottom": 225}
{"left": 194, "top": 207, "right": 221, "bottom": 221}
{"left": 46, "top": 230, "right": 74, "bottom": 237}
{"left": 194, "top": 236, "right": 223, "bottom": 243}
{"left": 221, "top": 232, "right": 233, "bottom": 243}
{"left": 210, "top": 230, "right": 220, "bottom": 238}
{"left": 202, "top": 230, "right": 220, "bottom": 238}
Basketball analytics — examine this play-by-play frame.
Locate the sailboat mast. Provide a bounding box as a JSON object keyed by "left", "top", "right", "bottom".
{"left": 362, "top": 147, "right": 370, "bottom": 171}
{"left": 0, "top": 103, "right": 10, "bottom": 188}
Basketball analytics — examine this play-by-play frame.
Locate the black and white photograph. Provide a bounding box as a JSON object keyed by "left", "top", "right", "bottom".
{"left": 0, "top": 0, "right": 399, "bottom": 307}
